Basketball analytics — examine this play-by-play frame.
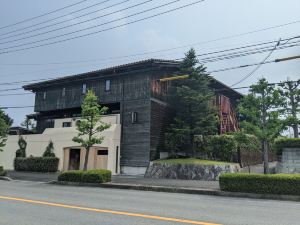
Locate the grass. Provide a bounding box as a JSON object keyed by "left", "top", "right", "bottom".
{"left": 153, "top": 158, "right": 235, "bottom": 166}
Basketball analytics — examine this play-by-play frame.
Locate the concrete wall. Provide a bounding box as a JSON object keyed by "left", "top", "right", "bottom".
{"left": 0, "top": 115, "right": 121, "bottom": 175}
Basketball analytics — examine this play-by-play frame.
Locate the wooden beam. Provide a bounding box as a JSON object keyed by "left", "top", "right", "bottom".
{"left": 159, "top": 75, "right": 189, "bottom": 82}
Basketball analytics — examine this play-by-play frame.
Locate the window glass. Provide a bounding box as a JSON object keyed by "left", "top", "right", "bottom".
{"left": 82, "top": 84, "right": 87, "bottom": 94}
{"left": 105, "top": 80, "right": 111, "bottom": 91}
{"left": 131, "top": 112, "right": 138, "bottom": 123}
{"left": 62, "top": 88, "right": 66, "bottom": 97}
{"left": 62, "top": 122, "right": 72, "bottom": 128}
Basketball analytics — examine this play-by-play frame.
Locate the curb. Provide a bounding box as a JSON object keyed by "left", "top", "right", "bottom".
{"left": 0, "top": 176, "right": 13, "bottom": 181}
{"left": 50, "top": 181, "right": 300, "bottom": 202}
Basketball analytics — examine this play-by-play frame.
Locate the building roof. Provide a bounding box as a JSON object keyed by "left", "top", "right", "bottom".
{"left": 23, "top": 59, "right": 242, "bottom": 99}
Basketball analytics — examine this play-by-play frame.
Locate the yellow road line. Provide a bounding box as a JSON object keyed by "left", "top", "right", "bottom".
{"left": 0, "top": 195, "right": 222, "bottom": 225}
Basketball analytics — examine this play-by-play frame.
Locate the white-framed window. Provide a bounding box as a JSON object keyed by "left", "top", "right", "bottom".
{"left": 131, "top": 112, "right": 138, "bottom": 124}
{"left": 82, "top": 84, "right": 87, "bottom": 94}
{"left": 62, "top": 87, "right": 66, "bottom": 97}
{"left": 105, "top": 80, "right": 111, "bottom": 91}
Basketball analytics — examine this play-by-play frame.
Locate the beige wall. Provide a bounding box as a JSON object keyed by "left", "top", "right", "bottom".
{"left": 0, "top": 114, "right": 121, "bottom": 175}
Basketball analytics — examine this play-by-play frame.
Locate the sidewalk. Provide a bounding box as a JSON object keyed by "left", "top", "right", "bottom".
{"left": 111, "top": 175, "right": 220, "bottom": 190}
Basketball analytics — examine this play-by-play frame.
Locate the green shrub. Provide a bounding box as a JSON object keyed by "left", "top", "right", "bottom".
{"left": 0, "top": 170, "right": 7, "bottom": 176}
{"left": 202, "top": 135, "right": 237, "bottom": 161}
{"left": 58, "top": 170, "right": 111, "bottom": 183}
{"left": 81, "top": 170, "right": 111, "bottom": 183}
{"left": 58, "top": 170, "right": 83, "bottom": 182}
{"left": 0, "top": 166, "right": 6, "bottom": 176}
{"left": 219, "top": 173, "right": 300, "bottom": 195}
{"left": 14, "top": 157, "right": 59, "bottom": 172}
{"left": 43, "top": 140, "right": 56, "bottom": 157}
{"left": 274, "top": 138, "right": 300, "bottom": 156}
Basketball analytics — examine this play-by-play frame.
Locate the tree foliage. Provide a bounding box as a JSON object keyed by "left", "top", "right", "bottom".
{"left": 16, "top": 136, "right": 27, "bottom": 157}
{"left": 73, "top": 90, "right": 111, "bottom": 171}
{"left": 278, "top": 79, "right": 300, "bottom": 138}
{"left": 21, "top": 117, "right": 36, "bottom": 131}
{"left": 43, "top": 140, "right": 56, "bottom": 157}
{"left": 0, "top": 110, "right": 9, "bottom": 152}
{"left": 238, "top": 78, "right": 284, "bottom": 173}
{"left": 165, "top": 48, "right": 218, "bottom": 157}
{"left": 0, "top": 110, "right": 13, "bottom": 127}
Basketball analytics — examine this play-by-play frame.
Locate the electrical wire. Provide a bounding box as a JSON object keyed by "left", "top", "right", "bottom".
{"left": 230, "top": 39, "right": 281, "bottom": 87}
{"left": 0, "top": 0, "right": 89, "bottom": 30}
{"left": 0, "top": 0, "right": 183, "bottom": 51}
{"left": 0, "top": 0, "right": 112, "bottom": 37}
{"left": 0, "top": 0, "right": 151, "bottom": 45}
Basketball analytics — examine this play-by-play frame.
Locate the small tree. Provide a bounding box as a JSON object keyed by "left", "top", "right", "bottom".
{"left": 72, "top": 90, "right": 110, "bottom": 171}
{"left": 43, "top": 140, "right": 56, "bottom": 157}
{"left": 16, "top": 136, "right": 27, "bottom": 157}
{"left": 0, "top": 110, "right": 13, "bottom": 127}
{"left": 238, "top": 78, "right": 284, "bottom": 174}
{"left": 278, "top": 79, "right": 300, "bottom": 138}
{"left": 21, "top": 117, "right": 36, "bottom": 131}
{"left": 165, "top": 48, "right": 218, "bottom": 157}
{"left": 0, "top": 112, "right": 9, "bottom": 152}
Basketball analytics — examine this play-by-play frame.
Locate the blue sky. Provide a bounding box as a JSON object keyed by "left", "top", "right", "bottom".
{"left": 0, "top": 0, "right": 299, "bottom": 125}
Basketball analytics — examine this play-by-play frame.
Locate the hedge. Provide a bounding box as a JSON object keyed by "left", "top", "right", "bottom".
{"left": 0, "top": 166, "right": 6, "bottom": 176}
{"left": 274, "top": 138, "right": 300, "bottom": 156}
{"left": 219, "top": 173, "right": 300, "bottom": 195}
{"left": 58, "top": 170, "right": 111, "bottom": 183}
{"left": 14, "top": 157, "right": 59, "bottom": 172}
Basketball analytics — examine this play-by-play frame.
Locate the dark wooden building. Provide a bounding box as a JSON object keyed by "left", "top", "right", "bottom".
{"left": 24, "top": 59, "right": 242, "bottom": 173}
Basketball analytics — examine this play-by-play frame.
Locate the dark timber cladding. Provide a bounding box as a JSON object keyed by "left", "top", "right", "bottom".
{"left": 23, "top": 59, "right": 243, "bottom": 168}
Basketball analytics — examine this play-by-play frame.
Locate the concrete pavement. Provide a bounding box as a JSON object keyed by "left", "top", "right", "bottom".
{"left": 0, "top": 180, "right": 299, "bottom": 225}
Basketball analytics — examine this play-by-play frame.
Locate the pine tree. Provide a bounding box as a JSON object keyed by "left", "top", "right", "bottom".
{"left": 165, "top": 48, "right": 218, "bottom": 157}
{"left": 43, "top": 140, "right": 56, "bottom": 157}
{"left": 16, "top": 136, "right": 27, "bottom": 157}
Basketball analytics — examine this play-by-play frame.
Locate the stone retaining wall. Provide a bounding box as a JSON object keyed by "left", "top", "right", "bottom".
{"left": 276, "top": 148, "right": 300, "bottom": 173}
{"left": 145, "top": 162, "right": 240, "bottom": 181}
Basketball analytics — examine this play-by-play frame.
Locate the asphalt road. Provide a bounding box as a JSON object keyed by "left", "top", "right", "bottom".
{"left": 0, "top": 180, "right": 299, "bottom": 225}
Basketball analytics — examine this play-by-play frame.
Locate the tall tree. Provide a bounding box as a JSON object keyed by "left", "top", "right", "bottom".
{"left": 238, "top": 78, "right": 284, "bottom": 174}
{"left": 0, "top": 110, "right": 9, "bottom": 152}
{"left": 72, "top": 90, "right": 111, "bottom": 171}
{"left": 165, "top": 48, "right": 218, "bottom": 157}
{"left": 278, "top": 79, "right": 300, "bottom": 138}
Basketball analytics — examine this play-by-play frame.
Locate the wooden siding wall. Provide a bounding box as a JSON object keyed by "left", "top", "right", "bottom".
{"left": 120, "top": 99, "right": 151, "bottom": 167}
{"left": 34, "top": 73, "right": 151, "bottom": 112}
{"left": 150, "top": 100, "right": 170, "bottom": 161}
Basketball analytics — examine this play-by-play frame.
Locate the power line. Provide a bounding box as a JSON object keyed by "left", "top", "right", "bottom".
{"left": 0, "top": 93, "right": 33, "bottom": 97}
{"left": 230, "top": 39, "right": 281, "bottom": 87}
{"left": 0, "top": 0, "right": 89, "bottom": 30}
{"left": 0, "top": 106, "right": 34, "bottom": 109}
{"left": 0, "top": 0, "right": 184, "bottom": 52}
{"left": 209, "top": 54, "right": 300, "bottom": 74}
{"left": 0, "top": 0, "right": 113, "bottom": 38}
{"left": 0, "top": 49, "right": 299, "bottom": 89}
{"left": 198, "top": 39, "right": 300, "bottom": 63}
{"left": 0, "top": 0, "right": 143, "bottom": 44}
{"left": 2, "top": 1, "right": 295, "bottom": 55}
